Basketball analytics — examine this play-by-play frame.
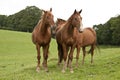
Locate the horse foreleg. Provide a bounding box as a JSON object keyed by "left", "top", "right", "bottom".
{"left": 42, "top": 45, "right": 49, "bottom": 72}
{"left": 62, "top": 44, "right": 67, "bottom": 73}
{"left": 57, "top": 43, "right": 63, "bottom": 66}
{"left": 68, "top": 46, "right": 75, "bottom": 73}
{"left": 82, "top": 47, "right": 86, "bottom": 65}
{"left": 76, "top": 45, "right": 81, "bottom": 68}
{"left": 36, "top": 44, "right": 41, "bottom": 72}
{"left": 57, "top": 49, "right": 61, "bottom": 65}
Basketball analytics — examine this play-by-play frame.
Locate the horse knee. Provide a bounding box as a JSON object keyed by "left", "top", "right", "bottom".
{"left": 37, "top": 55, "right": 41, "bottom": 60}
{"left": 83, "top": 52, "right": 86, "bottom": 56}
{"left": 37, "top": 56, "right": 41, "bottom": 65}
{"left": 69, "top": 55, "right": 73, "bottom": 60}
{"left": 44, "top": 54, "right": 48, "bottom": 60}
{"left": 63, "top": 55, "right": 67, "bottom": 61}
{"left": 46, "top": 55, "right": 48, "bottom": 59}
{"left": 76, "top": 52, "right": 79, "bottom": 59}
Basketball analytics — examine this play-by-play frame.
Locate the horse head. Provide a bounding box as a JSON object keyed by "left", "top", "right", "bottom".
{"left": 42, "top": 8, "right": 55, "bottom": 27}
{"left": 69, "top": 9, "right": 82, "bottom": 32}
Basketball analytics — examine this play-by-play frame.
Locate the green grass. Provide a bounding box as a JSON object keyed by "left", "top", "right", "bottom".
{"left": 0, "top": 29, "right": 120, "bottom": 80}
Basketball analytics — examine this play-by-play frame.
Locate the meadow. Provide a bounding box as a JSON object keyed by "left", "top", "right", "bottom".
{"left": 0, "top": 30, "right": 120, "bottom": 80}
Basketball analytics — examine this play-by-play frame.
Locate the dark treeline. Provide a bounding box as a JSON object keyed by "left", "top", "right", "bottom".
{"left": 0, "top": 6, "right": 120, "bottom": 45}
{"left": 93, "top": 15, "right": 120, "bottom": 45}
{"left": 0, "top": 6, "right": 42, "bottom": 32}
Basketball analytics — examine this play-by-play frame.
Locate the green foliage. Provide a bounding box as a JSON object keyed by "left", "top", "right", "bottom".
{"left": 0, "top": 15, "right": 7, "bottom": 28}
{"left": 0, "top": 6, "right": 42, "bottom": 32}
{"left": 94, "top": 15, "right": 120, "bottom": 45}
{"left": 0, "top": 30, "right": 120, "bottom": 80}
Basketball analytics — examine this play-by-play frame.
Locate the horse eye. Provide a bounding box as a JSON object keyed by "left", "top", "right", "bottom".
{"left": 75, "top": 18, "right": 77, "bottom": 21}
{"left": 47, "top": 16, "right": 49, "bottom": 19}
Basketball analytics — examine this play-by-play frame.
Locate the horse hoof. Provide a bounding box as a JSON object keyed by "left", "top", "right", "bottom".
{"left": 36, "top": 67, "right": 40, "bottom": 72}
{"left": 61, "top": 70, "right": 65, "bottom": 73}
{"left": 45, "top": 68, "right": 49, "bottom": 72}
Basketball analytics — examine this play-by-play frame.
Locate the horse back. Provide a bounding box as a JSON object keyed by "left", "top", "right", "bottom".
{"left": 82, "top": 28, "right": 96, "bottom": 46}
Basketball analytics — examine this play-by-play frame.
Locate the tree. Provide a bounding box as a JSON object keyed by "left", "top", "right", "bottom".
{"left": 94, "top": 15, "right": 120, "bottom": 45}
{"left": 1, "top": 6, "right": 42, "bottom": 32}
{"left": 0, "top": 15, "right": 7, "bottom": 28}
{"left": 109, "top": 16, "right": 120, "bottom": 45}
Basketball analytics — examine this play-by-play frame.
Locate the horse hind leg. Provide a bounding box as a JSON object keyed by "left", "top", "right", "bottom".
{"left": 36, "top": 44, "right": 41, "bottom": 72}
{"left": 91, "top": 45, "right": 95, "bottom": 64}
{"left": 42, "top": 45, "right": 49, "bottom": 72}
{"left": 76, "top": 46, "right": 81, "bottom": 68}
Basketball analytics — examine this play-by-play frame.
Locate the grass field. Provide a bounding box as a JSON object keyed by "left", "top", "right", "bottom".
{"left": 0, "top": 29, "right": 120, "bottom": 80}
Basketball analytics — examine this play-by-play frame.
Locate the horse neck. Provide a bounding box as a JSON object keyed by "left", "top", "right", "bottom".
{"left": 66, "top": 22, "right": 74, "bottom": 35}
{"left": 40, "top": 20, "right": 50, "bottom": 35}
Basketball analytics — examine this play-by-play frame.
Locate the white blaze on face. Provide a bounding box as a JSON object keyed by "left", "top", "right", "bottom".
{"left": 79, "top": 20, "right": 83, "bottom": 31}
{"left": 78, "top": 15, "right": 83, "bottom": 31}
{"left": 81, "top": 22, "right": 84, "bottom": 31}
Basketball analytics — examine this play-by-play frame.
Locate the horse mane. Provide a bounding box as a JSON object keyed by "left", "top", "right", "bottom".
{"left": 67, "top": 14, "right": 74, "bottom": 23}
{"left": 36, "top": 20, "right": 41, "bottom": 27}
{"left": 35, "top": 11, "right": 45, "bottom": 27}
{"left": 34, "top": 11, "right": 48, "bottom": 33}
{"left": 57, "top": 18, "right": 66, "bottom": 22}
{"left": 34, "top": 12, "right": 44, "bottom": 29}
{"left": 63, "top": 13, "right": 74, "bottom": 26}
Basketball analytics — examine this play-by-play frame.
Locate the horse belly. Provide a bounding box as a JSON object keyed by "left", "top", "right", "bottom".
{"left": 82, "top": 36, "right": 95, "bottom": 46}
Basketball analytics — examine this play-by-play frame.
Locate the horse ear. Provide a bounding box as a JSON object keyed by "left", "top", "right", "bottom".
{"left": 74, "top": 9, "right": 77, "bottom": 14}
{"left": 42, "top": 9, "right": 46, "bottom": 13}
{"left": 79, "top": 9, "right": 82, "bottom": 14}
{"left": 50, "top": 8, "right": 52, "bottom": 12}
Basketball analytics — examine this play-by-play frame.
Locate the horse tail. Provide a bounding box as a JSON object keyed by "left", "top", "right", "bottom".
{"left": 58, "top": 43, "right": 63, "bottom": 63}
{"left": 87, "top": 27, "right": 100, "bottom": 54}
{"left": 95, "top": 41, "right": 101, "bottom": 53}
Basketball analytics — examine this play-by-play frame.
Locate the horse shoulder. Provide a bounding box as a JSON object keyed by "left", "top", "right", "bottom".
{"left": 77, "top": 33, "right": 83, "bottom": 45}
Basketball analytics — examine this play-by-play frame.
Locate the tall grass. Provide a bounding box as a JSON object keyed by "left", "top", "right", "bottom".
{"left": 0, "top": 30, "right": 120, "bottom": 80}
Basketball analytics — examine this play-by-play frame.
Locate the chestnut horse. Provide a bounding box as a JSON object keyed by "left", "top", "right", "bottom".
{"left": 32, "top": 8, "right": 54, "bottom": 72}
{"left": 76, "top": 27, "right": 97, "bottom": 66}
{"left": 55, "top": 19, "right": 97, "bottom": 67}
{"left": 56, "top": 9, "right": 82, "bottom": 73}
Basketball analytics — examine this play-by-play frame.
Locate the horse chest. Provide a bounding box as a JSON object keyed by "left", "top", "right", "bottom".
{"left": 36, "top": 34, "right": 51, "bottom": 44}
{"left": 65, "top": 37, "right": 75, "bottom": 45}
